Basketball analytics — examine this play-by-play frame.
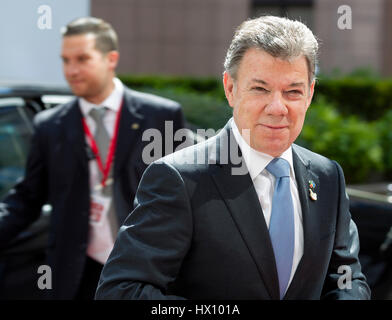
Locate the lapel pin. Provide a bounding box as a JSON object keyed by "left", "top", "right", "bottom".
{"left": 308, "top": 180, "right": 317, "bottom": 201}
{"left": 131, "top": 123, "right": 140, "bottom": 130}
{"left": 309, "top": 189, "right": 317, "bottom": 201}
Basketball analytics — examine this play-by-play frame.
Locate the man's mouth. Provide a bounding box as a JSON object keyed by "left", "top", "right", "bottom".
{"left": 69, "top": 79, "right": 83, "bottom": 85}
{"left": 261, "top": 124, "right": 288, "bottom": 130}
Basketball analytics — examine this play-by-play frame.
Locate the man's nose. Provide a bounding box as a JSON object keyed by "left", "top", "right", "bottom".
{"left": 65, "top": 62, "right": 79, "bottom": 76}
{"left": 265, "top": 92, "right": 288, "bottom": 115}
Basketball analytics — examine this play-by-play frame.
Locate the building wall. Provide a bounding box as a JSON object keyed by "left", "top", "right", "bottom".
{"left": 0, "top": 0, "right": 89, "bottom": 86}
{"left": 381, "top": 0, "right": 392, "bottom": 76}
{"left": 91, "top": 0, "right": 391, "bottom": 77}
{"left": 91, "top": 0, "right": 249, "bottom": 77}
{"left": 314, "top": 0, "right": 384, "bottom": 75}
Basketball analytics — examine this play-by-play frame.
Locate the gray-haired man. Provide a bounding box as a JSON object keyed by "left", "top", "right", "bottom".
{"left": 95, "top": 16, "right": 370, "bottom": 300}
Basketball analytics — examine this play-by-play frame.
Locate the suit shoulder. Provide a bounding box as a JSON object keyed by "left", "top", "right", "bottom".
{"left": 293, "top": 143, "right": 340, "bottom": 174}
{"left": 156, "top": 135, "right": 217, "bottom": 174}
{"left": 33, "top": 98, "right": 77, "bottom": 127}
{"left": 125, "top": 88, "right": 181, "bottom": 112}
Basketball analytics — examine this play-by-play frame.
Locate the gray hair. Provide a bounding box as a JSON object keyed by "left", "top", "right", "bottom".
{"left": 224, "top": 16, "right": 319, "bottom": 84}
{"left": 61, "top": 17, "right": 118, "bottom": 54}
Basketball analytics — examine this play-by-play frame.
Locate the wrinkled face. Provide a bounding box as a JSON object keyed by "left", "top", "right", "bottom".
{"left": 61, "top": 33, "right": 118, "bottom": 104}
{"left": 224, "top": 48, "right": 315, "bottom": 157}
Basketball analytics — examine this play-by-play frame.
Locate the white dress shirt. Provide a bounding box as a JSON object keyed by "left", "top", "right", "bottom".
{"left": 79, "top": 77, "right": 124, "bottom": 139}
{"left": 231, "top": 118, "right": 304, "bottom": 289}
{"left": 79, "top": 77, "right": 124, "bottom": 191}
{"left": 79, "top": 77, "right": 124, "bottom": 264}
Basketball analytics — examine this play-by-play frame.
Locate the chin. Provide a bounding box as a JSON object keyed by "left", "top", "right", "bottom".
{"left": 69, "top": 87, "right": 83, "bottom": 96}
{"left": 254, "top": 141, "right": 289, "bottom": 157}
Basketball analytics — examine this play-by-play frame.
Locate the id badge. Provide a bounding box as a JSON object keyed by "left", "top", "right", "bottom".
{"left": 89, "top": 192, "right": 111, "bottom": 226}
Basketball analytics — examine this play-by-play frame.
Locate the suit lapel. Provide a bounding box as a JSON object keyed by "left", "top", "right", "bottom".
{"left": 285, "top": 145, "right": 320, "bottom": 298}
{"left": 60, "top": 91, "right": 145, "bottom": 180}
{"left": 113, "top": 89, "right": 145, "bottom": 177}
{"left": 60, "top": 100, "right": 88, "bottom": 170}
{"left": 210, "top": 126, "right": 280, "bottom": 300}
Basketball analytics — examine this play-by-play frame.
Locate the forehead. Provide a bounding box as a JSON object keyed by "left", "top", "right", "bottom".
{"left": 61, "top": 33, "right": 98, "bottom": 55}
{"left": 237, "top": 48, "right": 309, "bottom": 86}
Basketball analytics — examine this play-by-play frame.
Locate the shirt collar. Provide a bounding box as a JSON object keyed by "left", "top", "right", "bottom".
{"left": 230, "top": 118, "right": 295, "bottom": 181}
{"left": 79, "top": 77, "right": 124, "bottom": 117}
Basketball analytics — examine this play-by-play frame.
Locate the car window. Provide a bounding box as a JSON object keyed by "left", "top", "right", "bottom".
{"left": 0, "top": 98, "right": 35, "bottom": 199}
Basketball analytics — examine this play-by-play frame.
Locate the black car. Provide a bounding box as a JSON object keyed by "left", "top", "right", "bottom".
{"left": 0, "top": 84, "right": 73, "bottom": 299}
{"left": 347, "top": 184, "right": 392, "bottom": 299}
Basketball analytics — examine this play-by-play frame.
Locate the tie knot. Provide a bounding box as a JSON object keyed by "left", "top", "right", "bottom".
{"left": 266, "top": 158, "right": 290, "bottom": 178}
{"left": 89, "top": 107, "right": 106, "bottom": 123}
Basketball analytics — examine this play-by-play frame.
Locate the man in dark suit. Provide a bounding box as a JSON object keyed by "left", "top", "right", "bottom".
{"left": 95, "top": 16, "right": 370, "bottom": 300}
{"left": 0, "top": 17, "right": 185, "bottom": 299}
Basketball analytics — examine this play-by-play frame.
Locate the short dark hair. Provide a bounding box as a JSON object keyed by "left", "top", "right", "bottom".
{"left": 61, "top": 17, "right": 119, "bottom": 53}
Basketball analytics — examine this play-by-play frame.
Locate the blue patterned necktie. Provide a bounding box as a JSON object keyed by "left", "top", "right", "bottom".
{"left": 266, "top": 158, "right": 295, "bottom": 299}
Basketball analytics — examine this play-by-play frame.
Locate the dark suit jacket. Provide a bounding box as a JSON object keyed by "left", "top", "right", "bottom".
{"left": 0, "top": 86, "right": 185, "bottom": 299}
{"left": 96, "top": 121, "right": 371, "bottom": 300}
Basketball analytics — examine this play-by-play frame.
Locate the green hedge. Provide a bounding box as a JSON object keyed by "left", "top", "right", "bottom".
{"left": 297, "top": 96, "right": 383, "bottom": 183}
{"left": 315, "top": 76, "right": 392, "bottom": 121}
{"left": 132, "top": 86, "right": 232, "bottom": 130}
{"left": 120, "top": 74, "right": 392, "bottom": 121}
{"left": 377, "top": 110, "right": 392, "bottom": 180}
{"left": 119, "top": 74, "right": 225, "bottom": 100}
{"left": 119, "top": 74, "right": 389, "bottom": 183}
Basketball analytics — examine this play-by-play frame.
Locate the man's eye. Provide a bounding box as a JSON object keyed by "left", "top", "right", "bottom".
{"left": 252, "top": 87, "right": 268, "bottom": 92}
{"left": 286, "top": 90, "right": 303, "bottom": 96}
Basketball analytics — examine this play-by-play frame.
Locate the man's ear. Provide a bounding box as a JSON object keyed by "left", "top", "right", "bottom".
{"left": 107, "top": 50, "right": 119, "bottom": 71}
{"left": 306, "top": 79, "right": 315, "bottom": 109}
{"left": 223, "top": 71, "right": 235, "bottom": 108}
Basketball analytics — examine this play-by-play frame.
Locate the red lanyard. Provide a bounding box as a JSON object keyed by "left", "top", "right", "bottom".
{"left": 82, "top": 99, "right": 123, "bottom": 187}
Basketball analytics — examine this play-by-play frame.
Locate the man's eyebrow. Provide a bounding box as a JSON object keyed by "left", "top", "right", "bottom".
{"left": 250, "top": 79, "right": 306, "bottom": 88}
{"left": 288, "top": 82, "right": 306, "bottom": 88}
{"left": 250, "top": 79, "right": 268, "bottom": 85}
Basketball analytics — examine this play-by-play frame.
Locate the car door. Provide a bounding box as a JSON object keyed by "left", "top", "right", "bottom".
{"left": 0, "top": 96, "right": 49, "bottom": 299}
